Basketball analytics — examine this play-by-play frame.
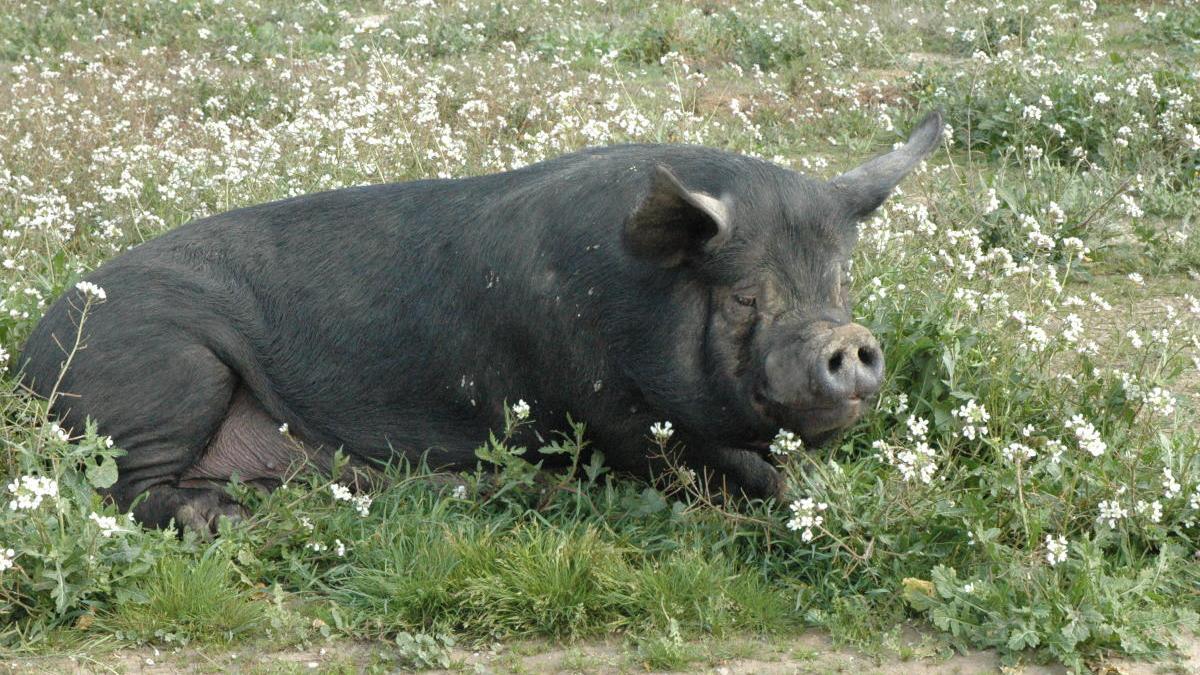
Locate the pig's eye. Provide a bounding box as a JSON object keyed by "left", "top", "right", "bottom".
{"left": 733, "top": 294, "right": 756, "bottom": 308}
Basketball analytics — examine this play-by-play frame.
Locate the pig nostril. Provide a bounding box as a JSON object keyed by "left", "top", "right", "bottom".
{"left": 857, "top": 346, "right": 877, "bottom": 368}
{"left": 827, "top": 351, "right": 844, "bottom": 373}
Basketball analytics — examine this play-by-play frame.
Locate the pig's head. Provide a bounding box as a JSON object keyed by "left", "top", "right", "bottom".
{"left": 622, "top": 111, "right": 942, "bottom": 448}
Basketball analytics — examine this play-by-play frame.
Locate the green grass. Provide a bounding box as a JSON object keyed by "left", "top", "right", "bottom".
{"left": 1, "top": 0, "right": 1198, "bottom": 671}
{"left": 100, "top": 551, "right": 265, "bottom": 645}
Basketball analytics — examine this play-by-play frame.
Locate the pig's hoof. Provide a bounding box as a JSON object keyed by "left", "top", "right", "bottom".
{"left": 174, "top": 493, "right": 248, "bottom": 537}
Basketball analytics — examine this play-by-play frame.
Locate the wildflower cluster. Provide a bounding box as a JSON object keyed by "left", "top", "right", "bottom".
{"left": 330, "top": 483, "right": 372, "bottom": 517}
{"left": 7, "top": 476, "right": 59, "bottom": 511}
{"left": 785, "top": 497, "right": 827, "bottom": 543}
{"left": 769, "top": 429, "right": 802, "bottom": 456}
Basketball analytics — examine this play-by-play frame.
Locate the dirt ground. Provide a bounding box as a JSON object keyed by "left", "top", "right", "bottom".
{"left": 6, "top": 628, "right": 1200, "bottom": 674}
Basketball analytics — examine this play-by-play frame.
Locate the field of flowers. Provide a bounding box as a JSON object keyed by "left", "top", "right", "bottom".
{"left": 1, "top": 0, "right": 1198, "bottom": 670}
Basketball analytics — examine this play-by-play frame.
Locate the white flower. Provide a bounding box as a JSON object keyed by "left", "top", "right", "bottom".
{"left": 1022, "top": 323, "right": 1050, "bottom": 353}
{"left": 983, "top": 188, "right": 1000, "bottom": 214}
{"left": 7, "top": 475, "right": 59, "bottom": 511}
{"left": 452, "top": 484, "right": 468, "bottom": 500}
{"left": 676, "top": 467, "right": 697, "bottom": 486}
{"left": 1045, "top": 534, "right": 1068, "bottom": 566}
{"left": 905, "top": 415, "right": 929, "bottom": 441}
{"left": 952, "top": 400, "right": 989, "bottom": 440}
{"left": 334, "top": 539, "right": 346, "bottom": 557}
{"left": 0, "top": 548, "right": 15, "bottom": 573}
{"left": 351, "top": 494, "right": 372, "bottom": 517}
{"left": 1145, "top": 387, "right": 1176, "bottom": 417}
{"left": 278, "top": 423, "right": 289, "bottom": 435}
{"left": 769, "top": 429, "right": 803, "bottom": 455}
{"left": 511, "top": 399, "right": 530, "bottom": 421}
{"left": 874, "top": 439, "right": 938, "bottom": 484}
{"left": 1097, "top": 499, "right": 1128, "bottom": 528}
{"left": 1163, "top": 467, "right": 1182, "bottom": 499}
{"left": 74, "top": 281, "right": 107, "bottom": 301}
{"left": 1119, "top": 195, "right": 1143, "bottom": 219}
{"left": 650, "top": 421, "right": 674, "bottom": 444}
{"left": 1136, "top": 499, "right": 1164, "bottom": 524}
{"left": 1001, "top": 442, "right": 1036, "bottom": 463}
{"left": 47, "top": 423, "right": 71, "bottom": 442}
{"left": 330, "top": 483, "right": 353, "bottom": 502}
{"left": 1127, "top": 272, "right": 1144, "bottom": 286}
{"left": 1046, "top": 440, "right": 1067, "bottom": 465}
{"left": 786, "top": 497, "right": 828, "bottom": 543}
{"left": 89, "top": 512, "right": 126, "bottom": 537}
{"left": 1065, "top": 415, "right": 1106, "bottom": 457}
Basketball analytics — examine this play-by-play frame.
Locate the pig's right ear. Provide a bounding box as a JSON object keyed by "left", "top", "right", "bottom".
{"left": 831, "top": 109, "right": 943, "bottom": 219}
{"left": 623, "top": 165, "right": 731, "bottom": 267}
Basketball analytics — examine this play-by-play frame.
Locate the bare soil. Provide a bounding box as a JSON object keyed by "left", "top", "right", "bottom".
{"left": 6, "top": 628, "right": 1200, "bottom": 674}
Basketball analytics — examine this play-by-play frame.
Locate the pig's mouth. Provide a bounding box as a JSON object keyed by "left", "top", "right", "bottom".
{"left": 748, "top": 389, "right": 867, "bottom": 448}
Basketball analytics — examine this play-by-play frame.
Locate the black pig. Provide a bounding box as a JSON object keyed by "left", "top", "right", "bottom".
{"left": 17, "top": 112, "right": 942, "bottom": 531}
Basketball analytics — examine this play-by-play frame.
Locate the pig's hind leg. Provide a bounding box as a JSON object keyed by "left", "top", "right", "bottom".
{"left": 45, "top": 338, "right": 248, "bottom": 533}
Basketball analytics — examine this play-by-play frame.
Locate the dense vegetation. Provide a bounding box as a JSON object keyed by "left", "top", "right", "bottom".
{"left": 1, "top": 0, "right": 1197, "bottom": 670}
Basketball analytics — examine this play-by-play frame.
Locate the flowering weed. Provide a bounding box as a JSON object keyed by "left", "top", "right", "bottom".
{"left": 0, "top": 0, "right": 1197, "bottom": 669}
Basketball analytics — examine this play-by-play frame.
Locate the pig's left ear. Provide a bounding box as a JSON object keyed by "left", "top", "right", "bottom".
{"left": 624, "top": 165, "right": 732, "bottom": 267}
{"left": 831, "top": 109, "right": 943, "bottom": 218}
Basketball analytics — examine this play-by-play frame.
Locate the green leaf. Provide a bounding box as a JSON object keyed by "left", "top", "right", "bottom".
{"left": 1006, "top": 623, "right": 1040, "bottom": 651}
{"left": 86, "top": 455, "right": 119, "bottom": 489}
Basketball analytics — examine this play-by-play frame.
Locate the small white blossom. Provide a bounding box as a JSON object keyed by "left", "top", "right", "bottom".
{"left": 874, "top": 439, "right": 938, "bottom": 484}
{"left": 1046, "top": 440, "right": 1066, "bottom": 465}
{"left": 1163, "top": 467, "right": 1182, "bottom": 499}
{"left": 7, "top": 475, "right": 59, "bottom": 511}
{"left": 74, "top": 281, "right": 107, "bottom": 301}
{"left": 1145, "top": 387, "right": 1176, "bottom": 417}
{"left": 1097, "top": 499, "right": 1128, "bottom": 528}
{"left": 1001, "top": 442, "right": 1036, "bottom": 463}
{"left": 983, "top": 188, "right": 1000, "bottom": 214}
{"left": 352, "top": 494, "right": 372, "bottom": 517}
{"left": 650, "top": 421, "right": 674, "bottom": 444}
{"left": 1065, "top": 415, "right": 1106, "bottom": 457}
{"left": 1045, "top": 534, "right": 1068, "bottom": 566}
{"left": 1136, "top": 499, "right": 1163, "bottom": 524}
{"left": 905, "top": 415, "right": 929, "bottom": 441}
{"left": 278, "top": 423, "right": 289, "bottom": 435}
{"left": 952, "top": 400, "right": 990, "bottom": 440}
{"left": 47, "top": 423, "right": 71, "bottom": 442}
{"left": 330, "top": 483, "right": 353, "bottom": 502}
{"left": 89, "top": 512, "right": 126, "bottom": 537}
{"left": 511, "top": 399, "right": 530, "bottom": 421}
{"left": 769, "top": 429, "right": 803, "bottom": 455}
{"left": 786, "top": 497, "right": 828, "bottom": 543}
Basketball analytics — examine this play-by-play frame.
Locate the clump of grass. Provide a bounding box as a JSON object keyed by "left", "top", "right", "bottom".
{"left": 101, "top": 551, "right": 265, "bottom": 645}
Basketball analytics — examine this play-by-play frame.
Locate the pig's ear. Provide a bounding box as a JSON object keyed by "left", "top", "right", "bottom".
{"left": 623, "top": 165, "right": 732, "bottom": 267}
{"left": 831, "top": 109, "right": 943, "bottom": 218}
